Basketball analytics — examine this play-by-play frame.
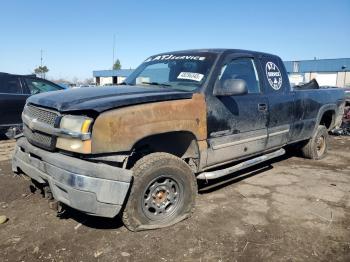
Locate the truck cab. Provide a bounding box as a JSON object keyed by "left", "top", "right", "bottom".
{"left": 12, "top": 49, "right": 345, "bottom": 231}
{"left": 204, "top": 51, "right": 291, "bottom": 167}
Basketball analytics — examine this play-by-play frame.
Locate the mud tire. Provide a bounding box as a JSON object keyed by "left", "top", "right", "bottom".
{"left": 122, "top": 153, "right": 197, "bottom": 231}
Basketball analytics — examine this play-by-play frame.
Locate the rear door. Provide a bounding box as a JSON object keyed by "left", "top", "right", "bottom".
{"left": 206, "top": 54, "right": 269, "bottom": 167}
{"left": 259, "top": 56, "right": 294, "bottom": 149}
{"left": 0, "top": 75, "right": 29, "bottom": 128}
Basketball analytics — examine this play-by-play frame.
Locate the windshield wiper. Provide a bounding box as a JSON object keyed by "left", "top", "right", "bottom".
{"left": 141, "top": 81, "right": 172, "bottom": 87}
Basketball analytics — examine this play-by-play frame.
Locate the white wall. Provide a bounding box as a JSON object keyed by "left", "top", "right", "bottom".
{"left": 99, "top": 77, "right": 113, "bottom": 86}
{"left": 94, "top": 76, "right": 128, "bottom": 85}
{"left": 312, "top": 73, "right": 337, "bottom": 86}
{"left": 288, "top": 74, "right": 305, "bottom": 86}
{"left": 117, "top": 76, "right": 126, "bottom": 84}
{"left": 337, "top": 72, "right": 346, "bottom": 87}
{"left": 336, "top": 71, "right": 350, "bottom": 88}
{"left": 289, "top": 71, "right": 350, "bottom": 88}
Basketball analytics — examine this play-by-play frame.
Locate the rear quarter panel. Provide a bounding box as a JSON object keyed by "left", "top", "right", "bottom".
{"left": 290, "top": 88, "right": 345, "bottom": 142}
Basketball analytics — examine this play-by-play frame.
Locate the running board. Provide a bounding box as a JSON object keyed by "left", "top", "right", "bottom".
{"left": 197, "top": 148, "right": 285, "bottom": 180}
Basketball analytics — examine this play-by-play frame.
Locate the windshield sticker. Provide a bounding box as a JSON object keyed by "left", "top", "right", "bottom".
{"left": 145, "top": 54, "right": 206, "bottom": 63}
{"left": 177, "top": 72, "right": 204, "bottom": 82}
{"left": 265, "top": 62, "right": 282, "bottom": 90}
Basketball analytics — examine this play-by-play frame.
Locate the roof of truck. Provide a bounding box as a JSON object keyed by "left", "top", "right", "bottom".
{"left": 152, "top": 48, "right": 279, "bottom": 58}
{"left": 0, "top": 72, "right": 37, "bottom": 78}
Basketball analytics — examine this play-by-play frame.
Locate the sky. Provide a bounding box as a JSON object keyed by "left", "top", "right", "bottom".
{"left": 0, "top": 0, "right": 349, "bottom": 81}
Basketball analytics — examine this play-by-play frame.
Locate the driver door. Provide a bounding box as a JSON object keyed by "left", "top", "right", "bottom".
{"left": 205, "top": 55, "right": 269, "bottom": 167}
{"left": 0, "top": 75, "right": 28, "bottom": 128}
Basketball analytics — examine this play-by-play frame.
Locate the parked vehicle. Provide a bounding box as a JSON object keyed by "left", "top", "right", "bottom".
{"left": 56, "top": 83, "right": 70, "bottom": 89}
{"left": 0, "top": 73, "right": 64, "bottom": 137}
{"left": 331, "top": 88, "right": 350, "bottom": 135}
{"left": 12, "top": 49, "right": 345, "bottom": 231}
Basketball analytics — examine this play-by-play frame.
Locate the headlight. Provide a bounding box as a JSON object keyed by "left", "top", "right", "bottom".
{"left": 60, "top": 115, "right": 93, "bottom": 134}
{"left": 56, "top": 115, "right": 93, "bottom": 154}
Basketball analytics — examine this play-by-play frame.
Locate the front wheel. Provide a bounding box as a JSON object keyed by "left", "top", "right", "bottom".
{"left": 122, "top": 153, "right": 197, "bottom": 231}
{"left": 301, "top": 125, "right": 329, "bottom": 160}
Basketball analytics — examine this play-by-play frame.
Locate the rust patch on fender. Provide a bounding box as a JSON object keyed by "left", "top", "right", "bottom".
{"left": 91, "top": 93, "right": 207, "bottom": 154}
{"left": 197, "top": 140, "right": 208, "bottom": 152}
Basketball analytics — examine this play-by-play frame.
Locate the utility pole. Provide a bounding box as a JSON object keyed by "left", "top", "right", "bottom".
{"left": 40, "top": 49, "right": 44, "bottom": 78}
{"left": 112, "top": 34, "right": 116, "bottom": 70}
{"left": 40, "top": 49, "right": 43, "bottom": 67}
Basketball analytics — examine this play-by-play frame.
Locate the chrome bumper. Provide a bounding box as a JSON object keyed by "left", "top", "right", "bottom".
{"left": 12, "top": 137, "right": 132, "bottom": 217}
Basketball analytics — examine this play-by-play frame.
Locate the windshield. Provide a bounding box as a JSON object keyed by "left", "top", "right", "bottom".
{"left": 124, "top": 52, "right": 217, "bottom": 91}
{"left": 24, "top": 78, "right": 63, "bottom": 95}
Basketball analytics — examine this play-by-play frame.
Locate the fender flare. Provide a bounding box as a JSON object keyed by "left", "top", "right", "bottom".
{"left": 313, "top": 104, "right": 337, "bottom": 134}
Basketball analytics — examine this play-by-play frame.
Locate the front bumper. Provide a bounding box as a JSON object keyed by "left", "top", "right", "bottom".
{"left": 12, "top": 137, "right": 133, "bottom": 218}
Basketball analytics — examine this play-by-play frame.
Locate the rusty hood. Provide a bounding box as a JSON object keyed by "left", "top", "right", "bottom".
{"left": 27, "top": 85, "right": 194, "bottom": 113}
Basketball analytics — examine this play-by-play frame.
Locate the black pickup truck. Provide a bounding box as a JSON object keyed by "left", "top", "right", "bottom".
{"left": 12, "top": 49, "right": 345, "bottom": 231}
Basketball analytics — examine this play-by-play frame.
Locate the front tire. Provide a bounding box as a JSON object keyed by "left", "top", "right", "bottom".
{"left": 301, "top": 125, "right": 329, "bottom": 160}
{"left": 122, "top": 153, "right": 197, "bottom": 231}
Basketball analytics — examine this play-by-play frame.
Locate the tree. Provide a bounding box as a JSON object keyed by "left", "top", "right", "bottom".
{"left": 34, "top": 66, "right": 49, "bottom": 79}
{"left": 113, "top": 59, "right": 121, "bottom": 70}
{"left": 72, "top": 77, "right": 79, "bottom": 85}
{"left": 83, "top": 77, "right": 94, "bottom": 85}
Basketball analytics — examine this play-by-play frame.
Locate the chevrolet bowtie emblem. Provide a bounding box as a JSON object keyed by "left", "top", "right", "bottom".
{"left": 28, "top": 118, "right": 37, "bottom": 129}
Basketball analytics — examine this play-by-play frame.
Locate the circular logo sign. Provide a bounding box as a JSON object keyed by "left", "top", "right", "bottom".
{"left": 265, "top": 62, "right": 282, "bottom": 90}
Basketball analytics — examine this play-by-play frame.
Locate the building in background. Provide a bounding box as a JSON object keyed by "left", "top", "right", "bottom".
{"left": 93, "top": 69, "right": 134, "bottom": 86}
{"left": 284, "top": 58, "right": 350, "bottom": 87}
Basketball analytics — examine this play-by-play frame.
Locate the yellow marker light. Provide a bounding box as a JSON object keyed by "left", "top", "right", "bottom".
{"left": 60, "top": 115, "right": 93, "bottom": 134}
{"left": 81, "top": 119, "right": 93, "bottom": 133}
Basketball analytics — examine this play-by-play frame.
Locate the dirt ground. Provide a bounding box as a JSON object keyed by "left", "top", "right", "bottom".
{"left": 0, "top": 136, "right": 349, "bottom": 262}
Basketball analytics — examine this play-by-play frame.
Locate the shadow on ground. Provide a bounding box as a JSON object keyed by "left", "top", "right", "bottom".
{"left": 57, "top": 206, "right": 125, "bottom": 230}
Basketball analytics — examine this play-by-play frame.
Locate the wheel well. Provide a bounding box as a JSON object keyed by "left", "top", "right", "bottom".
{"left": 319, "top": 110, "right": 334, "bottom": 130}
{"left": 127, "top": 131, "right": 200, "bottom": 170}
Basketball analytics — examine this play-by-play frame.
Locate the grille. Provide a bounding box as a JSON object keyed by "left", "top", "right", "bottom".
{"left": 23, "top": 125, "right": 54, "bottom": 150}
{"left": 24, "top": 105, "right": 59, "bottom": 127}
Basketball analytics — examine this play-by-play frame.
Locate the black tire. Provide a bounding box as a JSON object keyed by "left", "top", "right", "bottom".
{"left": 301, "top": 125, "right": 329, "bottom": 160}
{"left": 122, "top": 152, "right": 197, "bottom": 231}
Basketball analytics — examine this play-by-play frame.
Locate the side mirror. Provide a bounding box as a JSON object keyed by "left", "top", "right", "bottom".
{"left": 214, "top": 79, "right": 248, "bottom": 96}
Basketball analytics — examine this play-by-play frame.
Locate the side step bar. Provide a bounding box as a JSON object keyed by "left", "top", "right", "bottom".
{"left": 197, "top": 148, "right": 285, "bottom": 180}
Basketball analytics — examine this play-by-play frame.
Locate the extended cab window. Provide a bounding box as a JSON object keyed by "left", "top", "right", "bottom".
{"left": 24, "top": 78, "right": 62, "bottom": 95}
{"left": 0, "top": 75, "right": 22, "bottom": 94}
{"left": 219, "top": 58, "right": 260, "bottom": 93}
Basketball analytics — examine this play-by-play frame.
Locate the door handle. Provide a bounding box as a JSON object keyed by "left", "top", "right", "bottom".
{"left": 258, "top": 103, "right": 267, "bottom": 112}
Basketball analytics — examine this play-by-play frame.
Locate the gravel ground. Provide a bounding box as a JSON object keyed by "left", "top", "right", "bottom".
{"left": 0, "top": 136, "right": 349, "bottom": 261}
{"left": 0, "top": 139, "right": 15, "bottom": 162}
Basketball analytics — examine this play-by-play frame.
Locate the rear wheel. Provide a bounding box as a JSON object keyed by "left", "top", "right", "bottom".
{"left": 301, "top": 125, "right": 328, "bottom": 160}
{"left": 122, "top": 153, "right": 197, "bottom": 231}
